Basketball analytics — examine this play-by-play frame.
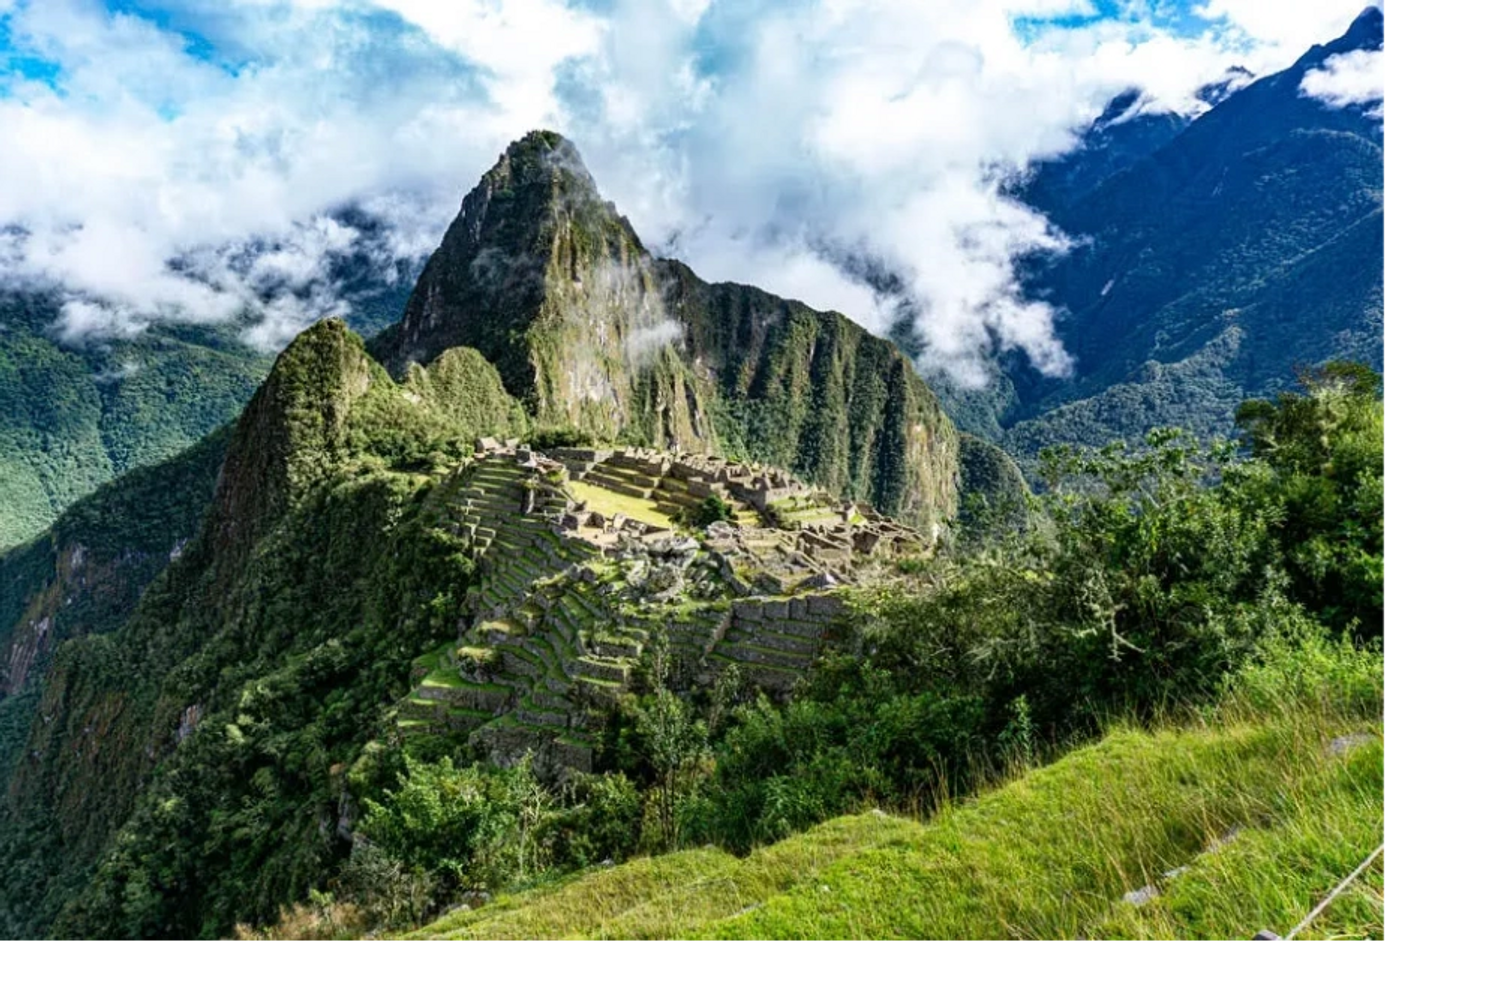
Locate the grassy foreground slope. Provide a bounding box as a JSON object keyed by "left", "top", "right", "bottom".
{"left": 415, "top": 641, "right": 1382, "bottom": 941}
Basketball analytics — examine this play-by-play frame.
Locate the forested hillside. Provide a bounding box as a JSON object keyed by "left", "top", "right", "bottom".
{"left": 0, "top": 321, "right": 503, "bottom": 937}
{"left": 929, "top": 8, "right": 1383, "bottom": 463}
{"left": 0, "top": 208, "right": 424, "bottom": 551}
{"left": 0, "top": 295, "right": 267, "bottom": 549}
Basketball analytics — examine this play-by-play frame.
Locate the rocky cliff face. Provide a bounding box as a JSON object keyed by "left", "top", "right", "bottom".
{"left": 375, "top": 131, "right": 960, "bottom": 531}
{"left": 664, "top": 268, "right": 959, "bottom": 530}
{"left": 377, "top": 133, "right": 695, "bottom": 442}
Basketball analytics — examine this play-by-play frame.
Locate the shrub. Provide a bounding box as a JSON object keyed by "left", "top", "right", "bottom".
{"left": 529, "top": 426, "right": 593, "bottom": 450}
{"left": 685, "top": 494, "right": 734, "bottom": 529}
{"left": 355, "top": 755, "right": 556, "bottom": 912}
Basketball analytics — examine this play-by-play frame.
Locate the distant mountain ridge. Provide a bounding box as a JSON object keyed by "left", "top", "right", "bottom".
{"left": 0, "top": 295, "right": 270, "bottom": 549}
{"left": 0, "top": 207, "right": 425, "bottom": 552}
{"left": 931, "top": 7, "right": 1383, "bottom": 458}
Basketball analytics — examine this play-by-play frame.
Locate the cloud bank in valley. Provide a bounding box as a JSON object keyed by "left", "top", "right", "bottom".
{"left": 0, "top": 0, "right": 1379, "bottom": 383}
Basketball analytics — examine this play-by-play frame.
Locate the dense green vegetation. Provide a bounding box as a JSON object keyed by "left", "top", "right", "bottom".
{"left": 0, "top": 428, "right": 233, "bottom": 707}
{"left": 0, "top": 293, "right": 270, "bottom": 550}
{"left": 0, "top": 321, "right": 533, "bottom": 938}
{"left": 675, "top": 272, "right": 962, "bottom": 529}
{"left": 671, "top": 365, "right": 1380, "bottom": 851}
{"left": 410, "top": 632, "right": 1381, "bottom": 939}
{"left": 953, "top": 432, "right": 1030, "bottom": 546}
{"left": 395, "top": 346, "right": 530, "bottom": 446}
{"left": 222, "top": 361, "right": 1380, "bottom": 939}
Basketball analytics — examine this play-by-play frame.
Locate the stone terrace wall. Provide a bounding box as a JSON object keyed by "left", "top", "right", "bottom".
{"left": 400, "top": 443, "right": 926, "bottom": 776}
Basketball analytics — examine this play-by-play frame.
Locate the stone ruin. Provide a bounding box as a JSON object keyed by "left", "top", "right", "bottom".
{"left": 398, "top": 440, "right": 934, "bottom": 775}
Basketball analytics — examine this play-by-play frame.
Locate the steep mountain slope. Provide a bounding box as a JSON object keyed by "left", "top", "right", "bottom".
{"left": 0, "top": 209, "right": 423, "bottom": 552}
{"left": 0, "top": 428, "right": 231, "bottom": 694}
{"left": 374, "top": 131, "right": 961, "bottom": 531}
{"left": 0, "top": 320, "right": 503, "bottom": 937}
{"left": 0, "top": 295, "right": 269, "bottom": 549}
{"left": 935, "top": 8, "right": 1383, "bottom": 458}
{"left": 1021, "top": 67, "right": 1255, "bottom": 218}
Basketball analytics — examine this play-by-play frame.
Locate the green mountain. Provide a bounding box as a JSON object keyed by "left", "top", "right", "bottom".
{"left": 0, "top": 295, "right": 270, "bottom": 550}
{"left": 933, "top": 8, "right": 1383, "bottom": 460}
{"left": 0, "top": 206, "right": 425, "bottom": 553}
{"left": 0, "top": 98, "right": 1381, "bottom": 939}
{"left": 0, "top": 320, "right": 492, "bottom": 936}
{"left": 0, "top": 132, "right": 1020, "bottom": 935}
{"left": 373, "top": 131, "right": 961, "bottom": 532}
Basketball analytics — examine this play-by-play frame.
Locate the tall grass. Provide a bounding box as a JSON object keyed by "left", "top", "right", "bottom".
{"left": 411, "top": 631, "right": 1383, "bottom": 940}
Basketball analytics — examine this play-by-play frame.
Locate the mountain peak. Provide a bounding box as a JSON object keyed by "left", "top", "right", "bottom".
{"left": 1295, "top": 4, "right": 1383, "bottom": 72}
{"left": 208, "top": 318, "right": 376, "bottom": 571}
{"left": 1342, "top": 5, "right": 1384, "bottom": 50}
{"left": 375, "top": 131, "right": 647, "bottom": 382}
{"left": 484, "top": 130, "right": 598, "bottom": 195}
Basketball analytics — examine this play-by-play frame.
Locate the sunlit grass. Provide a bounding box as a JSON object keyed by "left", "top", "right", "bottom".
{"left": 412, "top": 679, "right": 1381, "bottom": 939}
{"left": 566, "top": 480, "right": 677, "bottom": 530}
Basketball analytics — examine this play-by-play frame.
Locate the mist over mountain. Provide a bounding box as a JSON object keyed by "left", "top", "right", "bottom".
{"left": 927, "top": 7, "right": 1383, "bottom": 457}
{"left": 0, "top": 4, "right": 1386, "bottom": 946}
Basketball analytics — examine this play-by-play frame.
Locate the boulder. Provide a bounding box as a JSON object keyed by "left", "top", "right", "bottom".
{"left": 645, "top": 563, "right": 685, "bottom": 596}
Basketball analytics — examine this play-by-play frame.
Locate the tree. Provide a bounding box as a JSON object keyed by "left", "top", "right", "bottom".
{"left": 688, "top": 494, "right": 735, "bottom": 529}
{"left": 628, "top": 640, "right": 709, "bottom": 850}
{"left": 1235, "top": 362, "right": 1383, "bottom": 636}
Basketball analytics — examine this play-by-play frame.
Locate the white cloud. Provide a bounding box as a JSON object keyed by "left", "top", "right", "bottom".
{"left": 625, "top": 319, "right": 686, "bottom": 365}
{"left": 1301, "top": 47, "right": 1383, "bottom": 114}
{"left": 563, "top": 0, "right": 1311, "bottom": 379}
{"left": 1195, "top": 0, "right": 1379, "bottom": 62}
{"left": 55, "top": 300, "right": 149, "bottom": 342}
{"left": 0, "top": 0, "right": 596, "bottom": 343}
{"left": 92, "top": 359, "right": 143, "bottom": 383}
{"left": 0, "top": 0, "right": 1376, "bottom": 382}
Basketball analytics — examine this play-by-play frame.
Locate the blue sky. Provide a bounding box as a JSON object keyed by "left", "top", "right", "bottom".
{"left": 0, "top": 0, "right": 1379, "bottom": 370}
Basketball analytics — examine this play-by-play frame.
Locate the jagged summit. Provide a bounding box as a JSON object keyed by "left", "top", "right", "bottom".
{"left": 1291, "top": 5, "right": 1382, "bottom": 74}
{"left": 372, "top": 132, "right": 964, "bottom": 531}
{"left": 377, "top": 131, "right": 650, "bottom": 383}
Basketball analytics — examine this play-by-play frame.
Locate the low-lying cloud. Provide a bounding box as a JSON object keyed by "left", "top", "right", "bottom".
{"left": 1301, "top": 47, "right": 1384, "bottom": 116}
{"left": 625, "top": 320, "right": 686, "bottom": 366}
{"left": 0, "top": 0, "right": 1378, "bottom": 384}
